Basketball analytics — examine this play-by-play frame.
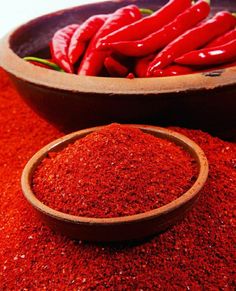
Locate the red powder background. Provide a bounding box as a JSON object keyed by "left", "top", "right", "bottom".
{"left": 0, "top": 69, "right": 235, "bottom": 289}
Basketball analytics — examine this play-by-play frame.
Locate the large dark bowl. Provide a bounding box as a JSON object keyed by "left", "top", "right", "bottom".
{"left": 0, "top": 0, "right": 236, "bottom": 138}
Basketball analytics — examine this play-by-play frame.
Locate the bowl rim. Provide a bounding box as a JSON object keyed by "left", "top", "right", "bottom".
{"left": 0, "top": 0, "right": 236, "bottom": 95}
{"left": 21, "top": 124, "right": 209, "bottom": 225}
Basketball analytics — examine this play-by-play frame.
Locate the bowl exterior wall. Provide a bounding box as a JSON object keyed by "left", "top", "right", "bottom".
{"left": 36, "top": 192, "right": 200, "bottom": 242}
{"left": 10, "top": 74, "right": 236, "bottom": 139}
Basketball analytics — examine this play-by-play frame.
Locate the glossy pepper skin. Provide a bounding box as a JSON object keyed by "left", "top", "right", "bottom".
{"left": 205, "top": 29, "right": 236, "bottom": 48}
{"left": 102, "top": 0, "right": 210, "bottom": 57}
{"left": 77, "top": 5, "right": 141, "bottom": 76}
{"left": 68, "top": 14, "right": 109, "bottom": 65}
{"left": 134, "top": 55, "right": 155, "bottom": 77}
{"left": 104, "top": 56, "right": 129, "bottom": 77}
{"left": 97, "top": 0, "right": 192, "bottom": 49}
{"left": 147, "top": 11, "right": 236, "bottom": 77}
{"left": 50, "top": 24, "right": 79, "bottom": 73}
{"left": 175, "top": 39, "right": 236, "bottom": 66}
{"left": 153, "top": 65, "right": 194, "bottom": 77}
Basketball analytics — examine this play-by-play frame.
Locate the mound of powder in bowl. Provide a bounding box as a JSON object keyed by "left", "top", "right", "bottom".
{"left": 32, "top": 123, "right": 198, "bottom": 218}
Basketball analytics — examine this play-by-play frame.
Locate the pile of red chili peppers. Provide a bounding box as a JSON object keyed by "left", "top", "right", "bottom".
{"left": 24, "top": 0, "right": 236, "bottom": 77}
{"left": 0, "top": 69, "right": 235, "bottom": 288}
{"left": 32, "top": 124, "right": 197, "bottom": 218}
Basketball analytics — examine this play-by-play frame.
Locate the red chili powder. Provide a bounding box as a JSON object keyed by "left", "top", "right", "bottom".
{"left": 0, "top": 68, "right": 235, "bottom": 289}
{"left": 32, "top": 123, "right": 197, "bottom": 218}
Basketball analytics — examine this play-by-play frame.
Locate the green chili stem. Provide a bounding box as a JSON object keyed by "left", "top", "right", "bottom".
{"left": 23, "top": 57, "right": 64, "bottom": 72}
{"left": 192, "top": 0, "right": 210, "bottom": 4}
{"left": 139, "top": 8, "right": 154, "bottom": 15}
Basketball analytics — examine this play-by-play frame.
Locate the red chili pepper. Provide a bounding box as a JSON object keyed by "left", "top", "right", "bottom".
{"left": 104, "top": 56, "right": 129, "bottom": 77}
{"left": 50, "top": 24, "right": 79, "bottom": 73}
{"left": 205, "top": 28, "right": 236, "bottom": 48}
{"left": 77, "top": 5, "right": 141, "bottom": 76}
{"left": 175, "top": 39, "right": 236, "bottom": 66}
{"left": 101, "top": 0, "right": 210, "bottom": 57}
{"left": 134, "top": 54, "right": 155, "bottom": 78}
{"left": 147, "top": 11, "right": 236, "bottom": 77}
{"left": 97, "top": 0, "right": 192, "bottom": 49}
{"left": 153, "top": 65, "right": 194, "bottom": 77}
{"left": 68, "top": 14, "right": 109, "bottom": 65}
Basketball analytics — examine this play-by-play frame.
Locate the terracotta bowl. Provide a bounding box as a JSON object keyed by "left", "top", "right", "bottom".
{"left": 0, "top": 0, "right": 236, "bottom": 139}
{"left": 21, "top": 125, "right": 209, "bottom": 242}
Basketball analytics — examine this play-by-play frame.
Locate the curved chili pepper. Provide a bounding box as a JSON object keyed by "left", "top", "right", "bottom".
{"left": 147, "top": 11, "right": 236, "bottom": 77}
{"left": 78, "top": 5, "right": 141, "bottom": 76}
{"left": 50, "top": 24, "right": 79, "bottom": 73}
{"left": 205, "top": 29, "right": 236, "bottom": 48}
{"left": 101, "top": 0, "right": 210, "bottom": 57}
{"left": 24, "top": 57, "right": 64, "bottom": 72}
{"left": 134, "top": 55, "right": 155, "bottom": 78}
{"left": 97, "top": 0, "right": 192, "bottom": 49}
{"left": 68, "top": 14, "right": 109, "bottom": 65}
{"left": 175, "top": 39, "right": 236, "bottom": 66}
{"left": 104, "top": 56, "right": 129, "bottom": 77}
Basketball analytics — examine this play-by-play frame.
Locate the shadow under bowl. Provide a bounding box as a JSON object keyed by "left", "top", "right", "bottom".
{"left": 21, "top": 125, "right": 209, "bottom": 242}
{"left": 0, "top": 0, "right": 235, "bottom": 139}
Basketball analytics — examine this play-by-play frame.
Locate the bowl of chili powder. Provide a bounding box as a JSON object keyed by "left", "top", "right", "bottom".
{"left": 21, "top": 124, "right": 208, "bottom": 242}
{"left": 0, "top": 0, "right": 236, "bottom": 139}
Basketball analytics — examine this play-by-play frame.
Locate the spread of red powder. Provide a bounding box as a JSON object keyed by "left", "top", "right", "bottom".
{"left": 32, "top": 123, "right": 197, "bottom": 218}
{"left": 0, "top": 69, "right": 235, "bottom": 289}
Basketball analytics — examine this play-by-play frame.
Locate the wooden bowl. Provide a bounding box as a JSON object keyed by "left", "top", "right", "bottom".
{"left": 0, "top": 0, "right": 235, "bottom": 139}
{"left": 21, "top": 125, "right": 209, "bottom": 242}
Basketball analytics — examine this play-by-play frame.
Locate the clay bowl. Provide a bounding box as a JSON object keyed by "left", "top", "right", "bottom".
{"left": 0, "top": 0, "right": 236, "bottom": 139}
{"left": 21, "top": 125, "right": 209, "bottom": 242}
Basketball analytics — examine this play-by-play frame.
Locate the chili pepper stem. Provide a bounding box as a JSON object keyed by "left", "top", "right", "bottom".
{"left": 24, "top": 57, "right": 65, "bottom": 72}
{"left": 232, "top": 13, "right": 236, "bottom": 18}
{"left": 192, "top": 0, "right": 210, "bottom": 4}
{"left": 139, "top": 8, "right": 154, "bottom": 15}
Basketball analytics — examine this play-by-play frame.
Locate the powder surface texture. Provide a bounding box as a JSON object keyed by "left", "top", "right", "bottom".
{"left": 33, "top": 123, "right": 197, "bottom": 217}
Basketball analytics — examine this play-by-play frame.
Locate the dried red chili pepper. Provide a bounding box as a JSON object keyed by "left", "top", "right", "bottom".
{"left": 175, "top": 39, "right": 236, "bottom": 66}
{"left": 77, "top": 5, "right": 141, "bottom": 76}
{"left": 68, "top": 14, "right": 109, "bottom": 65}
{"left": 97, "top": 0, "right": 192, "bottom": 49}
{"left": 104, "top": 57, "right": 129, "bottom": 77}
{"left": 50, "top": 24, "right": 79, "bottom": 73}
{"left": 147, "top": 11, "right": 236, "bottom": 77}
{"left": 205, "top": 28, "right": 236, "bottom": 48}
{"left": 101, "top": 0, "right": 210, "bottom": 57}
